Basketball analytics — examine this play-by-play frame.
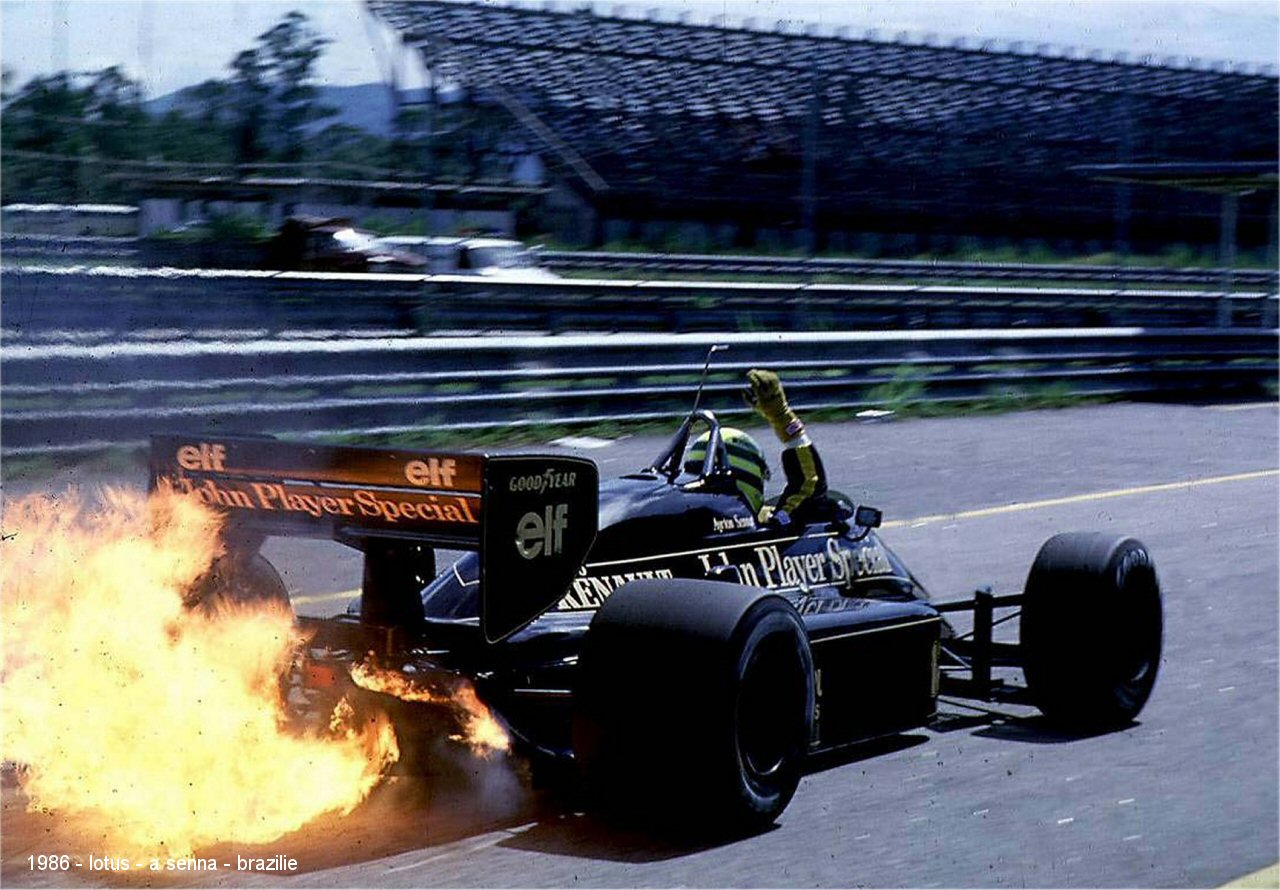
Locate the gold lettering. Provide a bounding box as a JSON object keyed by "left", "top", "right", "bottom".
{"left": 176, "top": 445, "right": 201, "bottom": 470}
{"left": 250, "top": 482, "right": 282, "bottom": 511}
{"left": 455, "top": 496, "right": 478, "bottom": 524}
{"left": 354, "top": 489, "right": 380, "bottom": 517}
{"left": 222, "top": 486, "right": 253, "bottom": 510}
{"left": 755, "top": 545, "right": 781, "bottom": 587}
{"left": 805, "top": 552, "right": 825, "bottom": 584}
{"left": 826, "top": 538, "right": 849, "bottom": 584}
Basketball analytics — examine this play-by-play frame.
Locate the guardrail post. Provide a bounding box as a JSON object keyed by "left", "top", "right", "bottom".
{"left": 1263, "top": 295, "right": 1278, "bottom": 330}
{"left": 416, "top": 277, "right": 441, "bottom": 333}
{"left": 1218, "top": 192, "right": 1239, "bottom": 328}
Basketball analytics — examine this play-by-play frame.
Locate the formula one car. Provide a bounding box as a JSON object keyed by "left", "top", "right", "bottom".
{"left": 151, "top": 409, "right": 1162, "bottom": 833}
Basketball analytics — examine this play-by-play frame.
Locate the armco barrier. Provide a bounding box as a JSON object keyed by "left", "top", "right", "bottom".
{"left": 2, "top": 266, "right": 1276, "bottom": 341}
{"left": 542, "top": 250, "right": 1280, "bottom": 289}
{"left": 1, "top": 234, "right": 141, "bottom": 261}
{"left": 5, "top": 237, "right": 1275, "bottom": 290}
{"left": 3, "top": 328, "right": 1275, "bottom": 456}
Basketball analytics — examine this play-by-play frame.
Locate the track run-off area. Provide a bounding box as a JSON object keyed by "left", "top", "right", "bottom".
{"left": 3, "top": 401, "right": 1276, "bottom": 888}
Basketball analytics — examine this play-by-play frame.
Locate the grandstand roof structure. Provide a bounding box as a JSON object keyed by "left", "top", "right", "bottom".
{"left": 367, "top": 0, "right": 1279, "bottom": 249}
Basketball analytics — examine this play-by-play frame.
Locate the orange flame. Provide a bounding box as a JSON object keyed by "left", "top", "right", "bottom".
{"left": 0, "top": 486, "right": 398, "bottom": 857}
{"left": 348, "top": 661, "right": 510, "bottom": 757}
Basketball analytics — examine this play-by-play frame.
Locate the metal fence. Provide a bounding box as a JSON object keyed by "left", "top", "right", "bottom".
{"left": 4, "top": 328, "right": 1275, "bottom": 457}
{"left": 4, "top": 267, "right": 1276, "bottom": 343}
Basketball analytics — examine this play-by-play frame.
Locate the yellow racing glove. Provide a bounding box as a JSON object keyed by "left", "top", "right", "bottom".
{"left": 746, "top": 368, "right": 806, "bottom": 444}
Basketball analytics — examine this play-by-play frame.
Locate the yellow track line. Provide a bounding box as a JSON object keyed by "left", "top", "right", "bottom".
{"left": 882, "top": 469, "right": 1279, "bottom": 530}
{"left": 291, "top": 589, "right": 359, "bottom": 606}
{"left": 292, "top": 468, "right": 1279, "bottom": 604}
{"left": 1220, "top": 863, "right": 1280, "bottom": 888}
{"left": 1207, "top": 402, "right": 1279, "bottom": 412}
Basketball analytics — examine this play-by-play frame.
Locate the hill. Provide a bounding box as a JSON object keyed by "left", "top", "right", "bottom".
{"left": 146, "top": 82, "right": 418, "bottom": 137}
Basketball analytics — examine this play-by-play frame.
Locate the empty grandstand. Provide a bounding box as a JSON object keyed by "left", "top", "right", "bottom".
{"left": 367, "top": 0, "right": 1278, "bottom": 254}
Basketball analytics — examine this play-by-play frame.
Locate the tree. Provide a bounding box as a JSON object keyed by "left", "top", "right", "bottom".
{"left": 1, "top": 65, "right": 233, "bottom": 203}
{"left": 227, "top": 10, "right": 336, "bottom": 164}
{"left": 0, "top": 10, "right": 390, "bottom": 204}
{"left": 84, "top": 66, "right": 149, "bottom": 161}
{"left": 229, "top": 47, "right": 271, "bottom": 165}
{"left": 2, "top": 72, "right": 93, "bottom": 201}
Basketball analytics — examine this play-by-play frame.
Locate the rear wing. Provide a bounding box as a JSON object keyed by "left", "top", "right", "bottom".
{"left": 150, "top": 434, "right": 598, "bottom": 643}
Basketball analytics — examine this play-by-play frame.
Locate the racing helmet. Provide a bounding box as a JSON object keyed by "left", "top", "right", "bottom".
{"left": 684, "top": 427, "right": 770, "bottom": 513}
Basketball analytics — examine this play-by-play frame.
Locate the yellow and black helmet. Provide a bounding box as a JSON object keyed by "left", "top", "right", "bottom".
{"left": 684, "top": 427, "right": 770, "bottom": 513}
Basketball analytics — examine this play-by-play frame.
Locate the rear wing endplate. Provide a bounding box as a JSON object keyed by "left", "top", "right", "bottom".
{"left": 150, "top": 435, "right": 598, "bottom": 643}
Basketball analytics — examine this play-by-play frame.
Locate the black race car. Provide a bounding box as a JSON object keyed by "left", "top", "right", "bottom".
{"left": 151, "top": 409, "right": 1162, "bottom": 833}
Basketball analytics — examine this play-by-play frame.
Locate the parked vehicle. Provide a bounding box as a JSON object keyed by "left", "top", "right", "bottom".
{"left": 270, "top": 217, "right": 427, "bottom": 273}
{"left": 380, "top": 235, "right": 559, "bottom": 281}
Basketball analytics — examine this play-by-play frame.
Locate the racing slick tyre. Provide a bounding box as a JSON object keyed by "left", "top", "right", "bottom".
{"left": 189, "top": 552, "right": 292, "bottom": 616}
{"left": 1020, "top": 533, "right": 1162, "bottom": 730}
{"left": 572, "top": 578, "right": 814, "bottom": 836}
{"left": 187, "top": 553, "right": 307, "bottom": 718}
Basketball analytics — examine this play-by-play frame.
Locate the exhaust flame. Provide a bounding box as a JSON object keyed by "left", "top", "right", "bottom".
{"left": 349, "top": 662, "right": 510, "bottom": 757}
{"left": 0, "top": 486, "right": 398, "bottom": 857}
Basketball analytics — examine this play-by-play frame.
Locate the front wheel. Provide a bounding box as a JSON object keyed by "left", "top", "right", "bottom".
{"left": 1020, "top": 533, "right": 1162, "bottom": 729}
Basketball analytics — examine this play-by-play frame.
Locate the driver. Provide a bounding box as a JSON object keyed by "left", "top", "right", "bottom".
{"left": 684, "top": 369, "right": 828, "bottom": 526}
{"left": 745, "top": 368, "right": 828, "bottom": 525}
{"left": 684, "top": 426, "right": 771, "bottom": 517}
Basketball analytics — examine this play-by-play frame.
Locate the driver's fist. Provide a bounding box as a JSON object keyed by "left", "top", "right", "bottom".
{"left": 747, "top": 368, "right": 788, "bottom": 414}
{"left": 747, "top": 368, "right": 804, "bottom": 443}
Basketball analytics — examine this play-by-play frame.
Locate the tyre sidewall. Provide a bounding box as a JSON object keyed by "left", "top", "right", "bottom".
{"left": 724, "top": 601, "right": 814, "bottom": 826}
{"left": 194, "top": 552, "right": 292, "bottom": 615}
{"left": 572, "top": 582, "right": 814, "bottom": 834}
{"left": 1022, "top": 534, "right": 1162, "bottom": 728}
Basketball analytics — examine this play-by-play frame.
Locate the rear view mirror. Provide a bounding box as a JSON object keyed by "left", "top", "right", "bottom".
{"left": 854, "top": 505, "right": 883, "bottom": 529}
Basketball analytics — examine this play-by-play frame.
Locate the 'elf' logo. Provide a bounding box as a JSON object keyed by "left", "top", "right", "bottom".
{"left": 516, "top": 504, "right": 568, "bottom": 559}
{"left": 176, "top": 443, "right": 227, "bottom": 472}
{"left": 404, "top": 457, "right": 457, "bottom": 489}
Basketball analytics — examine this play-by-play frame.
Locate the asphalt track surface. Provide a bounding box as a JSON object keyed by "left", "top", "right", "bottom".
{"left": 3, "top": 401, "right": 1277, "bottom": 888}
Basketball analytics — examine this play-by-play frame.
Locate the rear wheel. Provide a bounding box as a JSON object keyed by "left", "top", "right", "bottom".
{"left": 572, "top": 579, "right": 814, "bottom": 835}
{"left": 187, "top": 552, "right": 313, "bottom": 720}
{"left": 189, "top": 552, "right": 292, "bottom": 615}
{"left": 1020, "top": 533, "right": 1162, "bottom": 729}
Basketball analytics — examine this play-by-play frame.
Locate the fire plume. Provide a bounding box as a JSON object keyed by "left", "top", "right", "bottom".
{"left": 0, "top": 486, "right": 398, "bottom": 857}
{"left": 349, "top": 662, "right": 510, "bottom": 757}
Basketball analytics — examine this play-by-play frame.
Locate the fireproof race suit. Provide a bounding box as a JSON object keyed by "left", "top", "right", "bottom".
{"left": 746, "top": 368, "right": 828, "bottom": 525}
